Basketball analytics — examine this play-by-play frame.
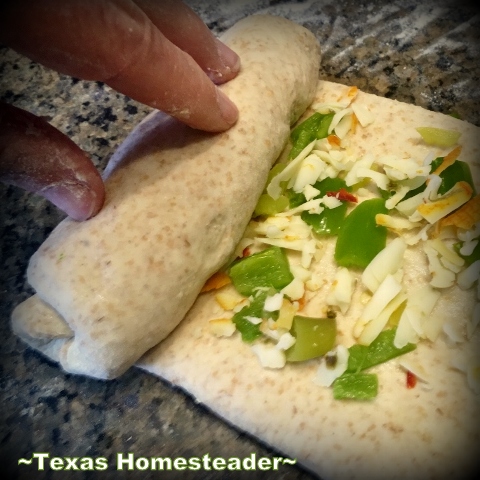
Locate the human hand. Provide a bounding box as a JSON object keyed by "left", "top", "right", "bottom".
{"left": 0, "top": 0, "right": 241, "bottom": 220}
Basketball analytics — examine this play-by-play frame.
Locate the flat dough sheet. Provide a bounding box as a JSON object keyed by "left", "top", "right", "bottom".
{"left": 140, "top": 80, "right": 480, "bottom": 480}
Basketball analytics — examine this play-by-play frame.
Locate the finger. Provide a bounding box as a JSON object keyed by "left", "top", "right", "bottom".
{"left": 133, "top": 0, "right": 240, "bottom": 84}
{"left": 0, "top": 0, "right": 239, "bottom": 132}
{"left": 0, "top": 102, "right": 105, "bottom": 221}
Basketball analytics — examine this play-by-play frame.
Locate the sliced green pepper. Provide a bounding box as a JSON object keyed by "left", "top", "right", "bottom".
{"left": 228, "top": 246, "right": 294, "bottom": 297}
{"left": 267, "top": 163, "right": 287, "bottom": 183}
{"left": 285, "top": 315, "right": 337, "bottom": 362}
{"left": 435, "top": 159, "right": 476, "bottom": 196}
{"left": 402, "top": 156, "right": 476, "bottom": 201}
{"left": 254, "top": 164, "right": 291, "bottom": 216}
{"left": 330, "top": 329, "right": 415, "bottom": 401}
{"left": 258, "top": 178, "right": 308, "bottom": 214}
{"left": 301, "top": 177, "right": 351, "bottom": 235}
{"left": 232, "top": 290, "right": 268, "bottom": 343}
{"left": 289, "top": 112, "right": 335, "bottom": 160}
{"left": 332, "top": 373, "right": 378, "bottom": 400}
{"left": 455, "top": 239, "right": 480, "bottom": 266}
{"left": 415, "top": 127, "right": 461, "bottom": 148}
{"left": 254, "top": 194, "right": 290, "bottom": 216}
{"left": 378, "top": 188, "right": 396, "bottom": 201}
{"left": 334, "top": 198, "right": 388, "bottom": 269}
{"left": 285, "top": 189, "right": 306, "bottom": 208}
{"left": 312, "top": 177, "right": 351, "bottom": 196}
{"left": 345, "top": 328, "right": 416, "bottom": 373}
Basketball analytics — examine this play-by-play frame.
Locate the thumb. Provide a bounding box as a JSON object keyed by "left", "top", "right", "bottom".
{"left": 0, "top": 102, "right": 105, "bottom": 221}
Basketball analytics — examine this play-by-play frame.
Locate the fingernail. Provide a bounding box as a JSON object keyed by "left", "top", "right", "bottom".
{"left": 216, "top": 40, "right": 241, "bottom": 74}
{"left": 217, "top": 89, "right": 239, "bottom": 126}
{"left": 43, "top": 183, "right": 100, "bottom": 221}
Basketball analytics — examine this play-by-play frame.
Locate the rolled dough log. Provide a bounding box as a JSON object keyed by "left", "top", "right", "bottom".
{"left": 11, "top": 15, "right": 320, "bottom": 379}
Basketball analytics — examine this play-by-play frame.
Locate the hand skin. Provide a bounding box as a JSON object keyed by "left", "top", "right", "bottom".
{"left": 0, "top": 0, "right": 241, "bottom": 220}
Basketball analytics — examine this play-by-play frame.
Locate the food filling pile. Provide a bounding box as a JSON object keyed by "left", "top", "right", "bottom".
{"left": 203, "top": 87, "right": 479, "bottom": 401}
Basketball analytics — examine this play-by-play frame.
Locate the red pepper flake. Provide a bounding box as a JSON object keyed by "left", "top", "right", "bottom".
{"left": 326, "top": 188, "right": 358, "bottom": 203}
{"left": 406, "top": 370, "right": 417, "bottom": 389}
{"left": 242, "top": 246, "right": 251, "bottom": 257}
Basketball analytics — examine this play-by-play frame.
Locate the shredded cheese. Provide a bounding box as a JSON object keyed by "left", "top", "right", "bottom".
{"left": 208, "top": 91, "right": 479, "bottom": 396}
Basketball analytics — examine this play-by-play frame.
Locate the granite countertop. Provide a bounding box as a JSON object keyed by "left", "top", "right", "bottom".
{"left": 1, "top": 1, "right": 479, "bottom": 479}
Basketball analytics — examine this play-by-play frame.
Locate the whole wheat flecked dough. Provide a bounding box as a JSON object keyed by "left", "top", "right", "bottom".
{"left": 11, "top": 15, "right": 320, "bottom": 379}
{"left": 139, "top": 81, "right": 480, "bottom": 480}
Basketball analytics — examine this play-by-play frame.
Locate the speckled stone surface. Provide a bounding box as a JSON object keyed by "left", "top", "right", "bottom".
{"left": 1, "top": 1, "right": 479, "bottom": 479}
